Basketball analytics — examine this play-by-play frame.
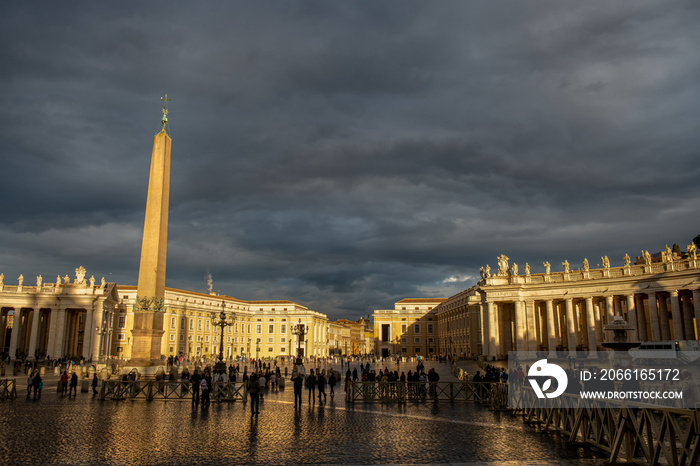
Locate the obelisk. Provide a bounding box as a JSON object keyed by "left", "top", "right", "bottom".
{"left": 130, "top": 95, "right": 172, "bottom": 369}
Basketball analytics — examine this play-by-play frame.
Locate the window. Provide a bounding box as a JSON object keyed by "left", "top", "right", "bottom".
{"left": 117, "top": 333, "right": 125, "bottom": 341}
{"left": 401, "top": 324, "right": 407, "bottom": 333}
{"left": 401, "top": 337, "right": 407, "bottom": 343}
{"left": 197, "top": 336, "right": 202, "bottom": 342}
{"left": 169, "top": 334, "right": 175, "bottom": 341}
{"left": 414, "top": 337, "right": 421, "bottom": 344}
{"left": 247, "top": 324, "right": 251, "bottom": 333}
{"left": 206, "top": 321, "right": 210, "bottom": 332}
{"left": 280, "top": 337, "right": 286, "bottom": 343}
{"left": 427, "top": 324, "right": 433, "bottom": 334}
{"left": 234, "top": 323, "right": 238, "bottom": 332}
{"left": 414, "top": 347, "right": 421, "bottom": 353}
{"left": 205, "top": 336, "right": 209, "bottom": 342}
{"left": 415, "top": 307, "right": 419, "bottom": 310}
{"left": 180, "top": 318, "right": 185, "bottom": 330}
{"left": 268, "top": 324, "right": 274, "bottom": 334}
{"left": 414, "top": 323, "right": 420, "bottom": 333}
{"left": 189, "top": 319, "right": 194, "bottom": 330}
{"left": 256, "top": 324, "right": 262, "bottom": 334}
{"left": 280, "top": 348, "right": 286, "bottom": 353}
{"left": 268, "top": 337, "right": 274, "bottom": 343}
{"left": 268, "top": 348, "right": 274, "bottom": 352}
{"left": 118, "top": 317, "right": 126, "bottom": 329}
{"left": 281, "top": 324, "right": 286, "bottom": 333}
{"left": 170, "top": 317, "right": 176, "bottom": 329}
{"left": 198, "top": 320, "right": 202, "bottom": 331}
{"left": 179, "top": 335, "right": 184, "bottom": 341}
{"left": 402, "top": 347, "right": 407, "bottom": 353}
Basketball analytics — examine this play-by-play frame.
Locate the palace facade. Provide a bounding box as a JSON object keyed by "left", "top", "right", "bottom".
{"left": 0, "top": 269, "right": 330, "bottom": 362}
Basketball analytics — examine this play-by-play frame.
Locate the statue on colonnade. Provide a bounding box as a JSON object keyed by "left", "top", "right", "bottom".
{"left": 624, "top": 254, "right": 631, "bottom": 267}
{"left": 602, "top": 256, "right": 610, "bottom": 269}
{"left": 18, "top": 274, "right": 23, "bottom": 286}
{"left": 511, "top": 263, "right": 518, "bottom": 276}
{"left": 497, "top": 254, "right": 510, "bottom": 276}
{"left": 0, "top": 273, "right": 4, "bottom": 286}
{"left": 643, "top": 250, "right": 652, "bottom": 266}
{"left": 562, "top": 260, "right": 570, "bottom": 274}
{"left": 688, "top": 243, "right": 697, "bottom": 260}
{"left": 524, "top": 263, "right": 530, "bottom": 276}
{"left": 582, "top": 258, "right": 589, "bottom": 271}
{"left": 36, "top": 275, "right": 42, "bottom": 287}
{"left": 543, "top": 261, "right": 551, "bottom": 274}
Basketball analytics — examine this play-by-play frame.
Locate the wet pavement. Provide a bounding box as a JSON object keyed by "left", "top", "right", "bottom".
{"left": 0, "top": 361, "right": 603, "bottom": 465}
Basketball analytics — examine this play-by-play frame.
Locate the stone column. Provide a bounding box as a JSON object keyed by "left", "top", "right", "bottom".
{"left": 635, "top": 295, "right": 648, "bottom": 341}
{"left": 500, "top": 304, "right": 512, "bottom": 355}
{"left": 605, "top": 296, "right": 614, "bottom": 342}
{"left": 613, "top": 296, "right": 622, "bottom": 316}
{"left": 51, "top": 309, "right": 66, "bottom": 358}
{"left": 659, "top": 295, "right": 671, "bottom": 340}
{"left": 681, "top": 293, "right": 696, "bottom": 340}
{"left": 594, "top": 299, "right": 604, "bottom": 344}
{"left": 626, "top": 295, "right": 638, "bottom": 341}
{"left": 515, "top": 301, "right": 526, "bottom": 352}
{"left": 486, "top": 301, "right": 498, "bottom": 359}
{"left": 670, "top": 291, "right": 683, "bottom": 340}
{"left": 26, "top": 308, "right": 41, "bottom": 360}
{"left": 585, "top": 297, "right": 597, "bottom": 351}
{"left": 8, "top": 309, "right": 22, "bottom": 359}
{"left": 647, "top": 292, "right": 661, "bottom": 342}
{"left": 545, "top": 300, "right": 556, "bottom": 354}
{"left": 83, "top": 306, "right": 94, "bottom": 360}
{"left": 694, "top": 290, "right": 700, "bottom": 344}
{"left": 480, "top": 303, "right": 489, "bottom": 356}
{"left": 565, "top": 298, "right": 576, "bottom": 353}
{"left": 526, "top": 301, "right": 538, "bottom": 351}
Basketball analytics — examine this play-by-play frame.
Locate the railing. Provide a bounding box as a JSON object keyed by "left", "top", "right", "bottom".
{"left": 98, "top": 380, "right": 247, "bottom": 402}
{"left": 345, "top": 380, "right": 505, "bottom": 406}
{"left": 0, "top": 379, "right": 17, "bottom": 399}
{"left": 510, "top": 386, "right": 700, "bottom": 465}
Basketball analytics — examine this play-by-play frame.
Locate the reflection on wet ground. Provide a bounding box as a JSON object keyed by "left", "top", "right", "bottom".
{"left": 1, "top": 363, "right": 603, "bottom": 465}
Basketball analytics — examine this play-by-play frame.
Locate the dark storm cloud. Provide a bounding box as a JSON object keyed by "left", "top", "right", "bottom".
{"left": 1, "top": 1, "right": 699, "bottom": 319}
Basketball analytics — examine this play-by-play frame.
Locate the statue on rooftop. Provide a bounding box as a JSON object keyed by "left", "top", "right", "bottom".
{"left": 18, "top": 274, "right": 23, "bottom": 287}
{"left": 624, "top": 253, "right": 631, "bottom": 267}
{"left": 688, "top": 243, "right": 697, "bottom": 260}
{"left": 512, "top": 263, "right": 518, "bottom": 276}
{"left": 75, "top": 266, "right": 86, "bottom": 285}
{"left": 0, "top": 273, "right": 4, "bottom": 286}
{"left": 497, "top": 254, "right": 510, "bottom": 276}
{"left": 583, "top": 258, "right": 589, "bottom": 271}
{"left": 36, "top": 275, "right": 42, "bottom": 287}
{"left": 484, "top": 264, "right": 491, "bottom": 278}
{"left": 602, "top": 256, "right": 610, "bottom": 269}
{"left": 562, "top": 260, "right": 570, "bottom": 273}
{"left": 543, "top": 262, "right": 551, "bottom": 274}
{"left": 643, "top": 250, "right": 652, "bottom": 266}
{"left": 524, "top": 263, "right": 531, "bottom": 276}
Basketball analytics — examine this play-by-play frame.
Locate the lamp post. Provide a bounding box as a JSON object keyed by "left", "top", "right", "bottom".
{"left": 291, "top": 319, "right": 307, "bottom": 375}
{"left": 211, "top": 300, "right": 235, "bottom": 374}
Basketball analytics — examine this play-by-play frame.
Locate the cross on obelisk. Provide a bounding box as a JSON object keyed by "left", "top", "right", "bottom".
{"left": 160, "top": 94, "right": 171, "bottom": 131}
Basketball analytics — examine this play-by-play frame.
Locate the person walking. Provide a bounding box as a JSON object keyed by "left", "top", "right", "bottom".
{"left": 200, "top": 377, "right": 210, "bottom": 406}
{"left": 32, "top": 373, "right": 42, "bottom": 399}
{"left": 190, "top": 369, "right": 201, "bottom": 405}
{"left": 306, "top": 369, "right": 317, "bottom": 404}
{"left": 69, "top": 372, "right": 78, "bottom": 397}
{"left": 328, "top": 371, "right": 336, "bottom": 399}
{"left": 91, "top": 373, "right": 99, "bottom": 395}
{"left": 249, "top": 373, "right": 260, "bottom": 415}
{"left": 60, "top": 371, "right": 69, "bottom": 396}
{"left": 292, "top": 372, "right": 303, "bottom": 408}
{"left": 27, "top": 373, "right": 34, "bottom": 397}
{"left": 317, "top": 372, "right": 327, "bottom": 403}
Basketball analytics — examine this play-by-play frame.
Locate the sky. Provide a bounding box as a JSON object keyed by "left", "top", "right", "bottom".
{"left": 1, "top": 1, "right": 699, "bottom": 321}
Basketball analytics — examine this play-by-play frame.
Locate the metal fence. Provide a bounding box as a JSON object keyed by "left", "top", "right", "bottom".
{"left": 0, "top": 379, "right": 17, "bottom": 399}
{"left": 98, "top": 380, "right": 247, "bottom": 402}
{"left": 510, "top": 386, "right": 699, "bottom": 465}
{"left": 345, "top": 380, "right": 505, "bottom": 407}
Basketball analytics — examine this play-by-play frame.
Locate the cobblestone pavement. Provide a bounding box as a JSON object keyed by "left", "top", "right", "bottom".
{"left": 1, "top": 361, "right": 603, "bottom": 465}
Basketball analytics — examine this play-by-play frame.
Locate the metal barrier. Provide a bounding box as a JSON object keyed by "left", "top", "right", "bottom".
{"left": 0, "top": 379, "right": 17, "bottom": 399}
{"left": 345, "top": 380, "right": 504, "bottom": 405}
{"left": 510, "top": 386, "right": 700, "bottom": 465}
{"left": 98, "top": 380, "right": 247, "bottom": 402}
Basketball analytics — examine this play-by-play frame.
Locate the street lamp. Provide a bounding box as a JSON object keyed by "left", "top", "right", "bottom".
{"left": 211, "top": 300, "right": 235, "bottom": 374}
{"left": 291, "top": 319, "right": 307, "bottom": 374}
